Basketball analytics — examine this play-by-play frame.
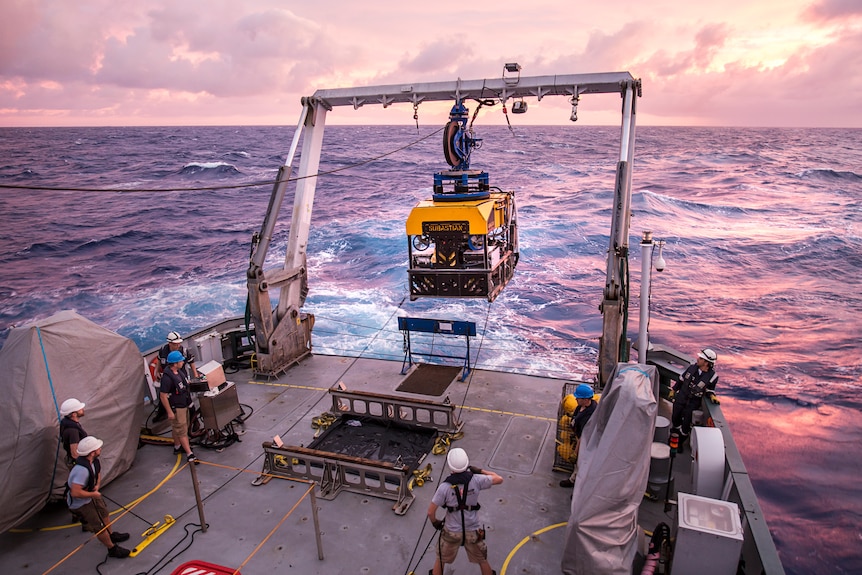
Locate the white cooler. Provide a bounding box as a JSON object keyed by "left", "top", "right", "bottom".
{"left": 672, "top": 492, "right": 743, "bottom": 575}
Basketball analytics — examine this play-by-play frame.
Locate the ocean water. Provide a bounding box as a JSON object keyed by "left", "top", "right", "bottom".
{"left": 1, "top": 124, "right": 860, "bottom": 573}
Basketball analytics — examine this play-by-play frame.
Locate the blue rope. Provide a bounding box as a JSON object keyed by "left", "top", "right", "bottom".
{"left": 618, "top": 365, "right": 651, "bottom": 379}
{"left": 36, "top": 326, "right": 64, "bottom": 501}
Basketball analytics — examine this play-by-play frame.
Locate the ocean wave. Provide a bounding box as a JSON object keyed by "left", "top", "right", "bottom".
{"left": 0, "top": 168, "right": 38, "bottom": 179}
{"left": 177, "top": 162, "right": 242, "bottom": 177}
{"left": 797, "top": 168, "right": 862, "bottom": 181}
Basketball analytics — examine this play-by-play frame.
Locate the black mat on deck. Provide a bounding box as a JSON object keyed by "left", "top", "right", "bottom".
{"left": 396, "top": 364, "right": 461, "bottom": 396}
{"left": 308, "top": 416, "right": 437, "bottom": 467}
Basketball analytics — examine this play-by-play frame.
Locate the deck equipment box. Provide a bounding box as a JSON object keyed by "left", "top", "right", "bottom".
{"left": 672, "top": 492, "right": 743, "bottom": 575}
{"left": 198, "top": 360, "right": 226, "bottom": 389}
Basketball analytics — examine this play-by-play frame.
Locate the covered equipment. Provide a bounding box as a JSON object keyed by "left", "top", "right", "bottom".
{"left": 0, "top": 310, "right": 144, "bottom": 532}
{"left": 561, "top": 363, "right": 658, "bottom": 574}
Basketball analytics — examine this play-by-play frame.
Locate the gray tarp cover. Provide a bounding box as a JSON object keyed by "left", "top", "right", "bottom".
{"left": 561, "top": 363, "right": 657, "bottom": 574}
{"left": 0, "top": 310, "right": 144, "bottom": 533}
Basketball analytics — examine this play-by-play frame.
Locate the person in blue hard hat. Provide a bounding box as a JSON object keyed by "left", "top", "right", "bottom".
{"left": 670, "top": 348, "right": 719, "bottom": 452}
{"left": 159, "top": 350, "right": 198, "bottom": 464}
{"left": 152, "top": 331, "right": 199, "bottom": 422}
{"left": 559, "top": 383, "right": 597, "bottom": 488}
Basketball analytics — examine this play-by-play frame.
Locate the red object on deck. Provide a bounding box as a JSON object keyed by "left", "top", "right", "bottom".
{"left": 170, "top": 560, "right": 241, "bottom": 575}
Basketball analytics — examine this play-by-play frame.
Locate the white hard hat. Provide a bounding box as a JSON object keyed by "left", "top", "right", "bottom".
{"left": 166, "top": 331, "right": 183, "bottom": 343}
{"left": 77, "top": 436, "right": 103, "bottom": 456}
{"left": 698, "top": 348, "right": 717, "bottom": 363}
{"left": 447, "top": 447, "right": 469, "bottom": 473}
{"left": 60, "top": 398, "right": 86, "bottom": 417}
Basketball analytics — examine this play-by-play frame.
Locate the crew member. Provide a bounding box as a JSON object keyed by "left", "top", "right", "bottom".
{"left": 427, "top": 447, "right": 503, "bottom": 575}
{"left": 559, "top": 384, "right": 597, "bottom": 488}
{"left": 59, "top": 398, "right": 88, "bottom": 468}
{"left": 671, "top": 348, "right": 719, "bottom": 450}
{"left": 66, "top": 436, "right": 131, "bottom": 559}
{"left": 159, "top": 350, "right": 198, "bottom": 463}
{"left": 153, "top": 331, "right": 199, "bottom": 422}
{"left": 156, "top": 331, "right": 199, "bottom": 379}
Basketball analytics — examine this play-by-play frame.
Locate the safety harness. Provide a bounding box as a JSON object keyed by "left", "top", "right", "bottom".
{"left": 64, "top": 456, "right": 101, "bottom": 507}
{"left": 443, "top": 471, "right": 480, "bottom": 546}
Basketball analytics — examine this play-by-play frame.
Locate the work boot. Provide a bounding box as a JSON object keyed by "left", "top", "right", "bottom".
{"left": 110, "top": 531, "right": 130, "bottom": 543}
{"left": 108, "top": 544, "right": 131, "bottom": 558}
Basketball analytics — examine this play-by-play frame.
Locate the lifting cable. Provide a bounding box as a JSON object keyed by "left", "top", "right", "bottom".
{"left": 273, "top": 295, "right": 409, "bottom": 443}
{"left": 403, "top": 298, "right": 495, "bottom": 575}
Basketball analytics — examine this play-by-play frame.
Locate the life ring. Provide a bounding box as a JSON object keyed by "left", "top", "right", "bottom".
{"left": 148, "top": 356, "right": 160, "bottom": 382}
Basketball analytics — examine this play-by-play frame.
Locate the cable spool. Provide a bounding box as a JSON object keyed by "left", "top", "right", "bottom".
{"left": 691, "top": 427, "right": 725, "bottom": 499}
{"left": 443, "top": 121, "right": 462, "bottom": 167}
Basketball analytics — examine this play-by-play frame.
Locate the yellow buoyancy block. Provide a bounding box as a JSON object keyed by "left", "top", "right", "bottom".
{"left": 562, "top": 394, "right": 577, "bottom": 415}
{"left": 556, "top": 439, "right": 576, "bottom": 462}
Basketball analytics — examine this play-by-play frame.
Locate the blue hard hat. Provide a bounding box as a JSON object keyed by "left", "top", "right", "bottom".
{"left": 574, "top": 384, "right": 594, "bottom": 399}
{"left": 166, "top": 350, "right": 186, "bottom": 364}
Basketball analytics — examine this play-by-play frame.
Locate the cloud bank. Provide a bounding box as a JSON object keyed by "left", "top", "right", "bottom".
{"left": 1, "top": 0, "right": 860, "bottom": 127}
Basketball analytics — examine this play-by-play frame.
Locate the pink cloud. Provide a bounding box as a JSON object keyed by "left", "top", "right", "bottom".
{"left": 643, "top": 26, "right": 862, "bottom": 126}
{"left": 397, "top": 38, "right": 475, "bottom": 74}
{"left": 1, "top": 1, "right": 861, "bottom": 127}
{"left": 804, "top": 0, "right": 862, "bottom": 20}
{"left": 93, "top": 6, "right": 348, "bottom": 98}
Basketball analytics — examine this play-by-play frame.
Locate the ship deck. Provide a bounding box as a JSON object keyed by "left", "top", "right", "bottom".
{"left": 2, "top": 354, "right": 689, "bottom": 575}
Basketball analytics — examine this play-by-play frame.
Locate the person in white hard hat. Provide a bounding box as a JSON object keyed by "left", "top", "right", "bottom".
{"left": 156, "top": 331, "right": 199, "bottom": 380}
{"left": 59, "top": 398, "right": 88, "bottom": 468}
{"left": 427, "top": 447, "right": 503, "bottom": 575}
{"left": 153, "top": 331, "right": 199, "bottom": 422}
{"left": 670, "top": 348, "right": 720, "bottom": 451}
{"left": 66, "top": 436, "right": 131, "bottom": 559}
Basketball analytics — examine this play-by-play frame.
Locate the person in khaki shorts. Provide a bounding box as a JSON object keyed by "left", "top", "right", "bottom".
{"left": 66, "top": 436, "right": 131, "bottom": 559}
{"left": 427, "top": 447, "right": 503, "bottom": 575}
{"left": 159, "top": 350, "right": 198, "bottom": 464}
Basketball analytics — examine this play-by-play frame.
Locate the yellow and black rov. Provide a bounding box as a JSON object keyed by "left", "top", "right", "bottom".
{"left": 406, "top": 101, "right": 519, "bottom": 302}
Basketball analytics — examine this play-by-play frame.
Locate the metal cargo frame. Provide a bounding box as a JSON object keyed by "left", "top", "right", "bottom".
{"left": 255, "top": 387, "right": 462, "bottom": 515}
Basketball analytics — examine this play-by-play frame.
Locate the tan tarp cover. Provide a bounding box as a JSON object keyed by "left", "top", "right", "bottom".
{"left": 0, "top": 310, "right": 144, "bottom": 532}
{"left": 561, "top": 363, "right": 657, "bottom": 574}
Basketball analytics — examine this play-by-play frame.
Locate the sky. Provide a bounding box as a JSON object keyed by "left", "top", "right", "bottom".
{"left": 1, "top": 0, "right": 861, "bottom": 128}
